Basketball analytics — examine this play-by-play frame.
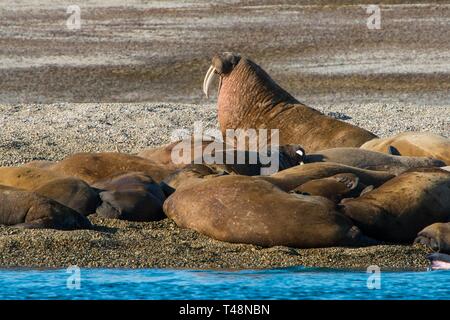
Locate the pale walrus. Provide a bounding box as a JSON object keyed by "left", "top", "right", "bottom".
{"left": 93, "top": 172, "right": 166, "bottom": 221}
{"left": 46, "top": 152, "right": 174, "bottom": 184}
{"left": 415, "top": 222, "right": 450, "bottom": 253}
{"left": 0, "top": 167, "right": 100, "bottom": 216}
{"left": 360, "top": 132, "right": 450, "bottom": 165}
{"left": 164, "top": 175, "right": 374, "bottom": 248}
{"left": 0, "top": 189, "right": 92, "bottom": 230}
{"left": 203, "top": 52, "right": 377, "bottom": 151}
{"left": 300, "top": 147, "right": 445, "bottom": 174}
{"left": 341, "top": 168, "right": 450, "bottom": 242}
{"left": 259, "top": 162, "right": 395, "bottom": 192}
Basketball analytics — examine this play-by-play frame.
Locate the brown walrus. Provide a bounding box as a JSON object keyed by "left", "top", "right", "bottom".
{"left": 259, "top": 162, "right": 395, "bottom": 192}
{"left": 360, "top": 132, "right": 450, "bottom": 165}
{"left": 0, "top": 188, "right": 92, "bottom": 230}
{"left": 93, "top": 172, "right": 166, "bottom": 221}
{"left": 203, "top": 52, "right": 377, "bottom": 151}
{"left": 341, "top": 168, "right": 450, "bottom": 243}
{"left": 290, "top": 173, "right": 362, "bottom": 203}
{"left": 415, "top": 222, "right": 450, "bottom": 253}
{"left": 0, "top": 166, "right": 62, "bottom": 190}
{"left": 138, "top": 138, "right": 304, "bottom": 176}
{"left": 164, "top": 175, "right": 374, "bottom": 248}
{"left": 46, "top": 152, "right": 173, "bottom": 184}
{"left": 300, "top": 147, "right": 445, "bottom": 174}
{"left": 0, "top": 167, "right": 100, "bottom": 216}
{"left": 34, "top": 177, "right": 100, "bottom": 216}
{"left": 163, "top": 164, "right": 229, "bottom": 190}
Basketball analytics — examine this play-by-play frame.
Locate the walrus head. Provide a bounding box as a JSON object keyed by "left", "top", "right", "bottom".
{"left": 203, "top": 52, "right": 298, "bottom": 132}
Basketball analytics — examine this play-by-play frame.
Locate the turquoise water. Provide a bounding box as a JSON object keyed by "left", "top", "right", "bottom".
{"left": 0, "top": 267, "right": 448, "bottom": 300}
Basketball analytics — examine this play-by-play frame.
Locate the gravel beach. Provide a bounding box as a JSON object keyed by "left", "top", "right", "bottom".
{"left": 0, "top": 101, "right": 446, "bottom": 270}
{"left": 0, "top": 0, "right": 449, "bottom": 270}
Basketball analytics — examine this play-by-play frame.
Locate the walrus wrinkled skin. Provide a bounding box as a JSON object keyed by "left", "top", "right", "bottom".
{"left": 341, "top": 168, "right": 450, "bottom": 243}
{"left": 360, "top": 132, "right": 450, "bottom": 165}
{"left": 301, "top": 147, "right": 445, "bottom": 175}
{"left": 0, "top": 189, "right": 92, "bottom": 230}
{"left": 203, "top": 52, "right": 377, "bottom": 151}
{"left": 164, "top": 175, "right": 373, "bottom": 248}
{"left": 291, "top": 173, "right": 361, "bottom": 203}
{"left": 139, "top": 138, "right": 304, "bottom": 176}
{"left": 415, "top": 222, "right": 450, "bottom": 253}
{"left": 259, "top": 162, "right": 394, "bottom": 192}
{"left": 47, "top": 152, "right": 173, "bottom": 184}
{"left": 93, "top": 172, "right": 166, "bottom": 221}
{"left": 0, "top": 167, "right": 100, "bottom": 216}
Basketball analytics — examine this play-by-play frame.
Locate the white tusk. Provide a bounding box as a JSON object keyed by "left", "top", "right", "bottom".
{"left": 203, "top": 65, "right": 214, "bottom": 95}
{"left": 203, "top": 65, "right": 217, "bottom": 98}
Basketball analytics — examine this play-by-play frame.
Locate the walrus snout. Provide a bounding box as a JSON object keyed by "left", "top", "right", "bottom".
{"left": 203, "top": 52, "right": 241, "bottom": 98}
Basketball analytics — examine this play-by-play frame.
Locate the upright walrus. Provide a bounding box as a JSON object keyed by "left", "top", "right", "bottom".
{"left": 203, "top": 52, "right": 377, "bottom": 151}
{"left": 164, "top": 175, "right": 373, "bottom": 248}
{"left": 341, "top": 168, "right": 450, "bottom": 242}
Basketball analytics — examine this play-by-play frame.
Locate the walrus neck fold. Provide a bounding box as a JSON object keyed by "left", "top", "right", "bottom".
{"left": 217, "top": 59, "right": 298, "bottom": 132}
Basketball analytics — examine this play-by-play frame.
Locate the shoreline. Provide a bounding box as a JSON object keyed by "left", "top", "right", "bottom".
{"left": 0, "top": 215, "right": 433, "bottom": 271}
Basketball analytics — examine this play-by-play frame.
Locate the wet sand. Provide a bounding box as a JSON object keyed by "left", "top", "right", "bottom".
{"left": 1, "top": 1, "right": 449, "bottom": 105}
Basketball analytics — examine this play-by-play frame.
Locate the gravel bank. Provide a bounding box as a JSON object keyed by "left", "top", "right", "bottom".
{"left": 0, "top": 216, "right": 433, "bottom": 270}
{"left": 0, "top": 102, "right": 448, "bottom": 166}
{"left": 0, "top": 101, "right": 447, "bottom": 270}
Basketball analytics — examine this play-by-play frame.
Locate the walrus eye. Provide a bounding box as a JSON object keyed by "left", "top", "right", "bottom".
{"left": 203, "top": 65, "right": 218, "bottom": 98}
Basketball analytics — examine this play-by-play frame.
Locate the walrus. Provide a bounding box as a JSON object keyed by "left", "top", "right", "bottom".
{"left": 46, "top": 152, "right": 174, "bottom": 184}
{"left": 0, "top": 167, "right": 100, "bottom": 216}
{"left": 34, "top": 177, "right": 100, "bottom": 216}
{"left": 0, "top": 166, "right": 62, "bottom": 190}
{"left": 290, "top": 173, "right": 362, "bottom": 203}
{"left": 163, "top": 164, "right": 229, "bottom": 190}
{"left": 360, "top": 132, "right": 450, "bottom": 165}
{"left": 300, "top": 147, "right": 445, "bottom": 174}
{"left": 0, "top": 188, "right": 92, "bottom": 230}
{"left": 93, "top": 172, "right": 166, "bottom": 221}
{"left": 341, "top": 168, "right": 450, "bottom": 242}
{"left": 164, "top": 175, "right": 374, "bottom": 248}
{"left": 415, "top": 222, "right": 450, "bottom": 253}
{"left": 259, "top": 162, "right": 395, "bottom": 192}
{"left": 203, "top": 52, "right": 377, "bottom": 151}
{"left": 138, "top": 138, "right": 304, "bottom": 176}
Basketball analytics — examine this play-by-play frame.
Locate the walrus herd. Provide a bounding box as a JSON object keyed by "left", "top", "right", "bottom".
{"left": 1, "top": 52, "right": 449, "bottom": 268}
